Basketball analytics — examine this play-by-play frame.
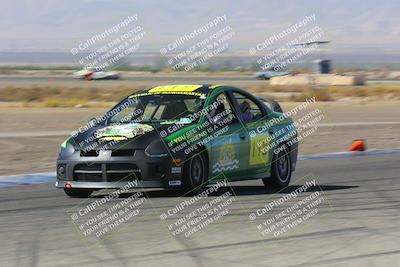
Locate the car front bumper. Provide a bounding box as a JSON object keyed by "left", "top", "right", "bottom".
{"left": 55, "top": 180, "right": 164, "bottom": 189}
{"left": 56, "top": 149, "right": 183, "bottom": 190}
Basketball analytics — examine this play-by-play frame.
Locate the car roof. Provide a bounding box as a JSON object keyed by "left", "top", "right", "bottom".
{"left": 129, "top": 84, "right": 226, "bottom": 98}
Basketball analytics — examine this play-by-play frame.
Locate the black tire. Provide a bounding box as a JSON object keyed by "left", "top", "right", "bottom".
{"left": 182, "top": 152, "right": 208, "bottom": 195}
{"left": 263, "top": 146, "right": 292, "bottom": 189}
{"left": 64, "top": 188, "right": 93, "bottom": 198}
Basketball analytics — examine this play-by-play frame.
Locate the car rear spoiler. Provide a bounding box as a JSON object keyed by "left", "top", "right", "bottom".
{"left": 258, "top": 97, "right": 283, "bottom": 113}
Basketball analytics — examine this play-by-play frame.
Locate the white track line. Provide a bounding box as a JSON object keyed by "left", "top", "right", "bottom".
{"left": 298, "top": 149, "right": 400, "bottom": 160}
{"left": 0, "top": 131, "right": 69, "bottom": 138}
{"left": 316, "top": 121, "right": 400, "bottom": 127}
{"left": 0, "top": 149, "right": 399, "bottom": 187}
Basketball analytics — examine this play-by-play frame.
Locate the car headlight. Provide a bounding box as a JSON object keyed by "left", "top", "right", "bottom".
{"left": 145, "top": 140, "right": 169, "bottom": 158}
{"left": 57, "top": 164, "right": 67, "bottom": 180}
{"left": 59, "top": 138, "right": 75, "bottom": 159}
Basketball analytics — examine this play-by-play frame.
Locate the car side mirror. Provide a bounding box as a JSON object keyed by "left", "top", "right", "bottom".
{"left": 207, "top": 114, "right": 217, "bottom": 125}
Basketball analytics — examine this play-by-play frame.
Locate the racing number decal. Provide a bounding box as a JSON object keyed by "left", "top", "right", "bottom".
{"left": 249, "top": 134, "right": 269, "bottom": 165}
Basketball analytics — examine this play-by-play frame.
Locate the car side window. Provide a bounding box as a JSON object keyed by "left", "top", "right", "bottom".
{"left": 209, "top": 93, "right": 237, "bottom": 124}
{"left": 232, "top": 92, "right": 264, "bottom": 123}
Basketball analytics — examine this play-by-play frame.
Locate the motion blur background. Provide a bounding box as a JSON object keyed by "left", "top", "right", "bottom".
{"left": 0, "top": 2, "right": 400, "bottom": 266}
{"left": 0, "top": 0, "right": 399, "bottom": 175}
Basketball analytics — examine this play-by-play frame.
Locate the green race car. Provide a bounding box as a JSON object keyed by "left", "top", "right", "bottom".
{"left": 56, "top": 84, "right": 298, "bottom": 197}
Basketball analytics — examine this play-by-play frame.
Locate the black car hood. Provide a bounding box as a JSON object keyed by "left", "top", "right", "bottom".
{"left": 70, "top": 122, "right": 169, "bottom": 151}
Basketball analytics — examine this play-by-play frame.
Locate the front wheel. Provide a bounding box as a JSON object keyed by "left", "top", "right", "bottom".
{"left": 182, "top": 152, "right": 208, "bottom": 195}
{"left": 263, "top": 146, "right": 292, "bottom": 189}
{"left": 64, "top": 188, "right": 93, "bottom": 198}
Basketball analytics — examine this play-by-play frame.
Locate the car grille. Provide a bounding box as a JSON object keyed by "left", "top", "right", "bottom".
{"left": 80, "top": 150, "right": 99, "bottom": 157}
{"left": 74, "top": 163, "right": 141, "bottom": 182}
{"left": 111, "top": 149, "right": 135, "bottom": 157}
{"left": 79, "top": 149, "right": 135, "bottom": 157}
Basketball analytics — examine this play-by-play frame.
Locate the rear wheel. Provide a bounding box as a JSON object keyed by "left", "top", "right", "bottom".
{"left": 182, "top": 152, "right": 208, "bottom": 195}
{"left": 64, "top": 188, "right": 93, "bottom": 198}
{"left": 263, "top": 146, "right": 292, "bottom": 189}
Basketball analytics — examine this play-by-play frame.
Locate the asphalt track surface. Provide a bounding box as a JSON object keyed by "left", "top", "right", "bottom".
{"left": 1, "top": 154, "right": 399, "bottom": 267}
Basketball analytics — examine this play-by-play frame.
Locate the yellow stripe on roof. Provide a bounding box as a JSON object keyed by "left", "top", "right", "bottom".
{"left": 149, "top": 85, "right": 202, "bottom": 93}
{"left": 129, "top": 92, "right": 205, "bottom": 98}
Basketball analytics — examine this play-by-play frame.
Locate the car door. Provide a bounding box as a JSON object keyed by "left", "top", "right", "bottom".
{"left": 229, "top": 91, "right": 273, "bottom": 178}
{"left": 208, "top": 92, "right": 249, "bottom": 180}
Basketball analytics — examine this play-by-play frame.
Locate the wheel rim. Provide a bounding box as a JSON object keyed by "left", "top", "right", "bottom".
{"left": 277, "top": 150, "right": 289, "bottom": 183}
{"left": 190, "top": 155, "right": 204, "bottom": 186}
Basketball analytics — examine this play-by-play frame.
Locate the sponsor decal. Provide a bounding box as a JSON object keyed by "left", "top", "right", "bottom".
{"left": 129, "top": 85, "right": 205, "bottom": 98}
{"left": 250, "top": 133, "right": 270, "bottom": 165}
{"left": 169, "top": 180, "right": 182, "bottom": 186}
{"left": 212, "top": 139, "right": 239, "bottom": 173}
{"left": 95, "top": 123, "right": 153, "bottom": 141}
{"left": 129, "top": 91, "right": 205, "bottom": 98}
{"left": 171, "top": 167, "right": 182, "bottom": 174}
{"left": 149, "top": 85, "right": 203, "bottom": 93}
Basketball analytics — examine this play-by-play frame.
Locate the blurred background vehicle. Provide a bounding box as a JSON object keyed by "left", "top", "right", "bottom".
{"left": 73, "top": 67, "right": 120, "bottom": 80}
{"left": 254, "top": 68, "right": 290, "bottom": 80}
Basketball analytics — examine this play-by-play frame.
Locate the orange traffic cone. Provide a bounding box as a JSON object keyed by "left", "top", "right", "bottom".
{"left": 348, "top": 139, "right": 367, "bottom": 151}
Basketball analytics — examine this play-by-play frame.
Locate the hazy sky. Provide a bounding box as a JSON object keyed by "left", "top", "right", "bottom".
{"left": 0, "top": 0, "right": 399, "bottom": 53}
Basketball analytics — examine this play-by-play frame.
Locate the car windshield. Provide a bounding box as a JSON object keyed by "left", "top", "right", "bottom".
{"left": 107, "top": 94, "right": 206, "bottom": 124}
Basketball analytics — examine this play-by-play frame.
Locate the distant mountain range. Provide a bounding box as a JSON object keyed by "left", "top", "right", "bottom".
{"left": 1, "top": 51, "right": 400, "bottom": 69}
{"left": 0, "top": 0, "right": 399, "bottom": 54}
